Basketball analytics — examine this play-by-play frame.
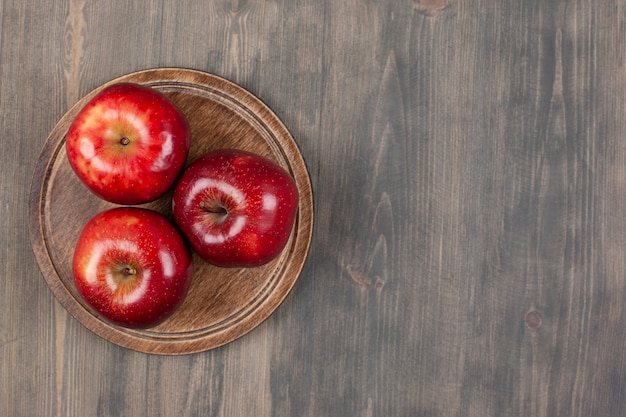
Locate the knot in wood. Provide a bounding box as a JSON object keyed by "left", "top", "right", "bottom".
{"left": 524, "top": 310, "right": 542, "bottom": 330}
{"left": 414, "top": 0, "right": 450, "bottom": 16}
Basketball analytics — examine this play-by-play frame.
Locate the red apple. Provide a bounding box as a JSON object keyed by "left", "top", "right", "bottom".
{"left": 172, "top": 149, "right": 299, "bottom": 267}
{"left": 72, "top": 207, "right": 194, "bottom": 328}
{"left": 65, "top": 82, "right": 191, "bottom": 205}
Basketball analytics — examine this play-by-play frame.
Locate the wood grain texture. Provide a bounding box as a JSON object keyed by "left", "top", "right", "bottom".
{"left": 1, "top": 0, "right": 625, "bottom": 416}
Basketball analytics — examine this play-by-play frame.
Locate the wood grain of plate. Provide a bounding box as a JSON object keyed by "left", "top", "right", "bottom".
{"left": 28, "top": 68, "right": 314, "bottom": 355}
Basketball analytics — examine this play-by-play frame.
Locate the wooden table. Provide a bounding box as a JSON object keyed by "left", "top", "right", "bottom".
{"left": 2, "top": 1, "right": 624, "bottom": 415}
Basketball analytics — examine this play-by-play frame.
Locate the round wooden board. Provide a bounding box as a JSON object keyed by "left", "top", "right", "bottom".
{"left": 28, "top": 68, "right": 314, "bottom": 355}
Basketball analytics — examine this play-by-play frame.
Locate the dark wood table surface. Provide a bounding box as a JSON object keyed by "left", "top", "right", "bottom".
{"left": 2, "top": 0, "right": 625, "bottom": 416}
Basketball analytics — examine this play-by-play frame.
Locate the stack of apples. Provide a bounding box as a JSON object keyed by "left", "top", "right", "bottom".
{"left": 66, "top": 83, "right": 299, "bottom": 329}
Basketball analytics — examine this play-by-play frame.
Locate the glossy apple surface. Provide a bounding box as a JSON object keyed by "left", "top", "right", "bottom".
{"left": 72, "top": 207, "right": 194, "bottom": 328}
{"left": 172, "top": 149, "right": 299, "bottom": 267}
{"left": 66, "top": 82, "right": 190, "bottom": 205}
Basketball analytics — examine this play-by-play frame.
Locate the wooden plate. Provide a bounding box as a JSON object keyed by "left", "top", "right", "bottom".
{"left": 28, "top": 68, "right": 314, "bottom": 355}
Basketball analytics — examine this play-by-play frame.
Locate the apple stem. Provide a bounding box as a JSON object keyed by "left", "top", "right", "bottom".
{"left": 122, "top": 267, "right": 136, "bottom": 276}
{"left": 120, "top": 136, "right": 130, "bottom": 146}
{"left": 199, "top": 201, "right": 228, "bottom": 215}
